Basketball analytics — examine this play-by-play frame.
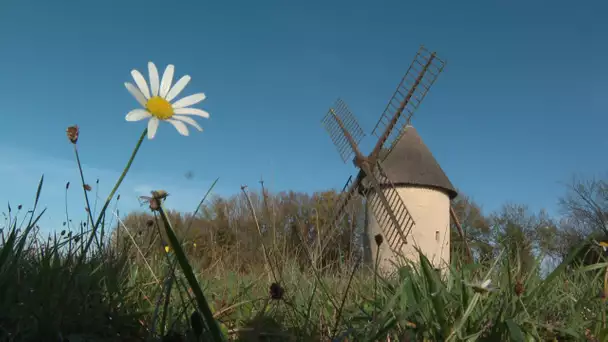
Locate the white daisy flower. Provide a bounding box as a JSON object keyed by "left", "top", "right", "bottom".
{"left": 124, "top": 62, "right": 210, "bottom": 139}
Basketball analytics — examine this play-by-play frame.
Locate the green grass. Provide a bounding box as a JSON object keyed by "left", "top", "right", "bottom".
{"left": 1, "top": 180, "right": 607, "bottom": 342}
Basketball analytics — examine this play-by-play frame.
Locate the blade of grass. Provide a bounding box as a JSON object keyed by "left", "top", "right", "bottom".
{"left": 330, "top": 256, "right": 361, "bottom": 340}
{"left": 25, "top": 175, "right": 44, "bottom": 229}
{"left": 419, "top": 250, "right": 448, "bottom": 338}
{"left": 526, "top": 239, "right": 591, "bottom": 300}
{"left": 157, "top": 204, "right": 225, "bottom": 341}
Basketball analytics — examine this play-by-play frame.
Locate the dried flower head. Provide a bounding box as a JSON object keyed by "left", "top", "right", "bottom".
{"left": 17, "top": 205, "right": 22, "bottom": 210}
{"left": 146, "top": 219, "right": 154, "bottom": 227}
{"left": 149, "top": 198, "right": 160, "bottom": 211}
{"left": 139, "top": 190, "right": 168, "bottom": 212}
{"left": 152, "top": 190, "right": 169, "bottom": 200}
{"left": 374, "top": 234, "right": 384, "bottom": 246}
{"left": 514, "top": 280, "right": 524, "bottom": 296}
{"left": 83, "top": 184, "right": 92, "bottom": 191}
{"left": 66, "top": 125, "right": 79, "bottom": 144}
{"left": 585, "top": 328, "right": 598, "bottom": 341}
{"left": 269, "top": 282, "right": 284, "bottom": 300}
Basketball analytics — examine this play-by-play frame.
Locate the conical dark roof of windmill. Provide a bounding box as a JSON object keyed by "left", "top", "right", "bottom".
{"left": 370, "top": 125, "right": 457, "bottom": 199}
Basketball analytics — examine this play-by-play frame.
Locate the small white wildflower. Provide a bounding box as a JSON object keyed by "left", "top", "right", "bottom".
{"left": 469, "top": 279, "right": 496, "bottom": 294}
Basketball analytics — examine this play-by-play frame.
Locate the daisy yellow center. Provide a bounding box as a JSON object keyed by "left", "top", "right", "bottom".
{"left": 146, "top": 96, "right": 174, "bottom": 120}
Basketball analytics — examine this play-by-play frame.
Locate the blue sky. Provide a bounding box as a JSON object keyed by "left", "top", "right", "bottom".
{"left": 0, "top": 0, "right": 606, "bottom": 233}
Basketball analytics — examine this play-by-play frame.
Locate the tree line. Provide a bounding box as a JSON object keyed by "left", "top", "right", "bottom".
{"left": 112, "top": 175, "right": 608, "bottom": 274}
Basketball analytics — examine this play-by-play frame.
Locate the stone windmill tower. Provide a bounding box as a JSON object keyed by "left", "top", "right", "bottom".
{"left": 320, "top": 46, "right": 466, "bottom": 273}
{"left": 363, "top": 125, "right": 458, "bottom": 271}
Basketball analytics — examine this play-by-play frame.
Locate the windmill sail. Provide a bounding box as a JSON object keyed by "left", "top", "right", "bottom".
{"left": 366, "top": 161, "right": 415, "bottom": 253}
{"left": 319, "top": 174, "right": 363, "bottom": 261}
{"left": 371, "top": 45, "right": 446, "bottom": 161}
{"left": 322, "top": 98, "right": 366, "bottom": 164}
{"left": 330, "top": 174, "right": 361, "bottom": 229}
{"left": 319, "top": 98, "right": 366, "bottom": 254}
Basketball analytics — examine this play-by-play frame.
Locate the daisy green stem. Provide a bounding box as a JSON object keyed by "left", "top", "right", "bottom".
{"left": 80, "top": 127, "right": 147, "bottom": 261}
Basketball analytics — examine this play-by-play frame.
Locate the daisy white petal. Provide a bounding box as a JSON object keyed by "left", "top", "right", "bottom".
{"left": 148, "top": 117, "right": 160, "bottom": 139}
{"left": 131, "top": 69, "right": 151, "bottom": 99}
{"left": 173, "top": 115, "right": 203, "bottom": 131}
{"left": 148, "top": 62, "right": 160, "bottom": 97}
{"left": 159, "top": 64, "right": 174, "bottom": 98}
{"left": 167, "top": 119, "right": 189, "bottom": 136}
{"left": 125, "top": 109, "right": 152, "bottom": 122}
{"left": 172, "top": 93, "right": 206, "bottom": 109}
{"left": 165, "top": 75, "right": 191, "bottom": 102}
{"left": 125, "top": 82, "right": 148, "bottom": 107}
{"left": 173, "top": 108, "right": 210, "bottom": 118}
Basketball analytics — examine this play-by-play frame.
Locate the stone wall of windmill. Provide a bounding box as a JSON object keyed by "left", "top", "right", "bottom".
{"left": 362, "top": 125, "right": 457, "bottom": 273}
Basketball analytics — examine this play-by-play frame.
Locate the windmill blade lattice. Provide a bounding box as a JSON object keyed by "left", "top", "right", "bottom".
{"left": 318, "top": 174, "right": 362, "bottom": 260}
{"left": 320, "top": 98, "right": 365, "bottom": 230}
{"left": 322, "top": 98, "right": 366, "bottom": 164}
{"left": 371, "top": 45, "right": 446, "bottom": 161}
{"left": 328, "top": 174, "right": 362, "bottom": 230}
{"left": 366, "top": 161, "right": 415, "bottom": 253}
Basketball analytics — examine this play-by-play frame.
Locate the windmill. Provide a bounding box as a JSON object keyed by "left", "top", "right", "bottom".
{"left": 321, "top": 45, "right": 472, "bottom": 272}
